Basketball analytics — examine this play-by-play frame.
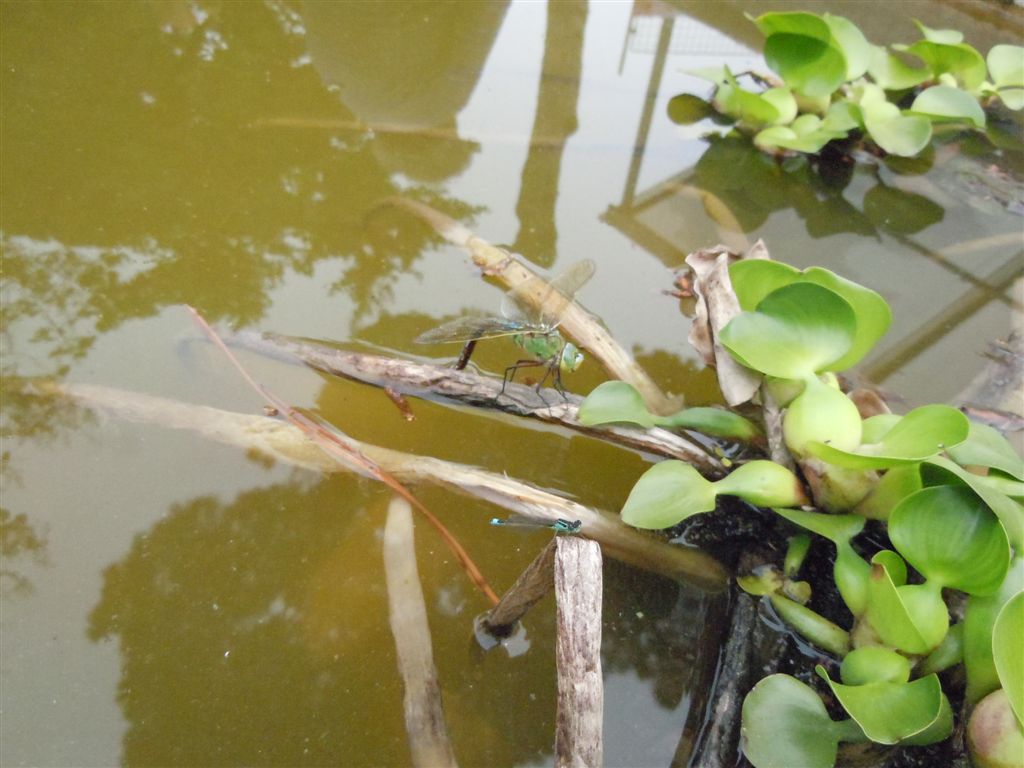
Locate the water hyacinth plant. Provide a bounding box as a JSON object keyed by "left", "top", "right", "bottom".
{"left": 670, "top": 12, "right": 1024, "bottom": 157}
{"left": 577, "top": 250, "right": 1023, "bottom": 767}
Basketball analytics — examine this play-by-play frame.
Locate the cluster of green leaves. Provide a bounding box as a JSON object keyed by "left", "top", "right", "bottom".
{"left": 576, "top": 258, "right": 1023, "bottom": 767}
{"left": 670, "top": 12, "right": 1024, "bottom": 157}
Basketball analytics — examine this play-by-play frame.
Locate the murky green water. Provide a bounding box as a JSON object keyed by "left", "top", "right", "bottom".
{"left": 2, "top": 2, "right": 1020, "bottom": 766}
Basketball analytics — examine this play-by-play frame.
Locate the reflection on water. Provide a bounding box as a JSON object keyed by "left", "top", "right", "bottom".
{"left": 2, "top": 1, "right": 1020, "bottom": 766}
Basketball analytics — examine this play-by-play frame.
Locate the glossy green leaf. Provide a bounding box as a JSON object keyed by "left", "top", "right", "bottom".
{"left": 737, "top": 566, "right": 784, "bottom": 597}
{"left": 823, "top": 14, "right": 870, "bottom": 80}
{"left": 578, "top": 381, "right": 656, "bottom": 428}
{"left": 861, "top": 414, "right": 902, "bottom": 444}
{"left": 874, "top": 549, "right": 908, "bottom": 586}
{"left": 761, "top": 87, "right": 798, "bottom": 124}
{"left": 903, "top": 40, "right": 987, "bottom": 90}
{"left": 753, "top": 11, "right": 832, "bottom": 39}
{"left": 912, "top": 20, "right": 963, "bottom": 44}
{"left": 997, "top": 87, "right": 1024, "bottom": 111}
{"left": 868, "top": 45, "right": 931, "bottom": 90}
{"left": 947, "top": 421, "right": 1024, "bottom": 480}
{"left": 988, "top": 45, "right": 1024, "bottom": 88}
{"left": 720, "top": 283, "right": 857, "bottom": 379}
{"left": 765, "top": 34, "right": 847, "bottom": 97}
{"left": 923, "top": 456, "right": 1024, "bottom": 552}
{"left": 866, "top": 555, "right": 948, "bottom": 654}
{"left": 714, "top": 460, "right": 809, "bottom": 508}
{"left": 965, "top": 557, "right": 1024, "bottom": 705}
{"left": 578, "top": 381, "right": 762, "bottom": 441}
{"left": 667, "top": 94, "right": 717, "bottom": 125}
{"left": 901, "top": 693, "right": 954, "bottom": 745}
{"left": 890, "top": 485, "right": 1010, "bottom": 595}
{"left": 994, "top": 591, "right": 1024, "bottom": 727}
{"left": 841, "top": 646, "right": 911, "bottom": 685}
{"left": 823, "top": 100, "right": 862, "bottom": 132}
{"left": 818, "top": 667, "right": 946, "bottom": 744}
{"left": 741, "top": 674, "right": 843, "bottom": 768}
{"left": 863, "top": 100, "right": 933, "bottom": 156}
{"left": 911, "top": 85, "right": 986, "bottom": 127}
{"left": 714, "top": 83, "right": 781, "bottom": 125}
{"left": 729, "top": 261, "right": 892, "bottom": 370}
{"left": 770, "top": 594, "right": 850, "bottom": 656}
{"left": 660, "top": 407, "right": 763, "bottom": 442}
{"left": 808, "top": 404, "right": 969, "bottom": 469}
{"left": 620, "top": 461, "right": 716, "bottom": 529}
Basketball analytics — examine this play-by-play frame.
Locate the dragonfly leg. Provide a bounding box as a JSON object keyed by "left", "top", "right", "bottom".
{"left": 500, "top": 358, "right": 547, "bottom": 399}
{"left": 454, "top": 339, "right": 478, "bottom": 371}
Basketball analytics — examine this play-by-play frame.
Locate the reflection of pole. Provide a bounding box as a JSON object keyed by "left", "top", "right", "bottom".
{"left": 512, "top": 0, "right": 588, "bottom": 267}
{"left": 621, "top": 17, "right": 673, "bottom": 209}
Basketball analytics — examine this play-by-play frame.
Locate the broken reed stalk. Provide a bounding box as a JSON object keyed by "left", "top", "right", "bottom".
{"left": 554, "top": 537, "right": 603, "bottom": 768}
{"left": 225, "top": 330, "right": 725, "bottom": 477}
{"left": 482, "top": 539, "right": 557, "bottom": 634}
{"left": 383, "top": 497, "right": 458, "bottom": 768}
{"left": 40, "top": 381, "right": 729, "bottom": 591}
{"left": 383, "top": 195, "right": 679, "bottom": 415}
{"left": 186, "top": 305, "right": 501, "bottom": 606}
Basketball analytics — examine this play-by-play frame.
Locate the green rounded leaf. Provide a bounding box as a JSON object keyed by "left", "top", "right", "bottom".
{"left": 868, "top": 45, "right": 931, "bottom": 90}
{"left": 911, "top": 85, "right": 986, "bottom": 127}
{"left": 993, "top": 591, "right": 1024, "bottom": 727}
{"left": 660, "top": 407, "right": 763, "bottom": 442}
{"left": 996, "top": 87, "right": 1024, "bottom": 111}
{"left": 988, "top": 45, "right": 1024, "bottom": 88}
{"left": 904, "top": 40, "right": 987, "bottom": 90}
{"left": 714, "top": 83, "right": 781, "bottom": 125}
{"left": 823, "top": 99, "right": 863, "bottom": 131}
{"left": 823, "top": 14, "right": 870, "bottom": 80}
{"left": 947, "top": 421, "right": 1024, "bottom": 480}
{"left": 729, "top": 262, "right": 892, "bottom": 370}
{"left": 755, "top": 126, "right": 836, "bottom": 154}
{"left": 918, "top": 622, "right": 964, "bottom": 676}
{"left": 890, "top": 485, "right": 1010, "bottom": 595}
{"left": 754, "top": 11, "right": 832, "bottom": 40}
{"left": 924, "top": 456, "right": 1024, "bottom": 552}
{"left": 620, "top": 460, "right": 716, "bottom": 529}
{"left": 741, "top": 674, "right": 842, "bottom": 768}
{"left": 720, "top": 283, "right": 857, "bottom": 379}
{"left": 818, "top": 667, "right": 946, "bottom": 744}
{"left": 912, "top": 20, "right": 963, "bottom": 44}
{"left": 841, "top": 647, "right": 912, "bottom": 685}
{"left": 863, "top": 101, "right": 932, "bottom": 157}
{"left": 855, "top": 464, "right": 923, "bottom": 520}
{"left": 765, "top": 33, "right": 847, "bottom": 97}
{"left": 808, "top": 404, "right": 969, "bottom": 470}
{"left": 714, "top": 460, "right": 809, "bottom": 507}
{"left": 866, "top": 555, "right": 947, "bottom": 654}
{"left": 578, "top": 381, "right": 656, "bottom": 428}
{"left": 965, "top": 557, "right": 1024, "bottom": 705}
{"left": 761, "top": 87, "right": 799, "bottom": 124}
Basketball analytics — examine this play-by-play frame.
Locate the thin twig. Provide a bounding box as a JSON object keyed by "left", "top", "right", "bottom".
{"left": 186, "top": 306, "right": 500, "bottom": 606}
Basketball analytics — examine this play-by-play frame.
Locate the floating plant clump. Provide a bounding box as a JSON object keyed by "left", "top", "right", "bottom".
{"left": 668, "top": 12, "right": 1024, "bottom": 158}
{"left": 577, "top": 247, "right": 1023, "bottom": 767}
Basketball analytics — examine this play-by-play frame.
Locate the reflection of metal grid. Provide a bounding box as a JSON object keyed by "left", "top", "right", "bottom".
{"left": 629, "top": 15, "right": 752, "bottom": 56}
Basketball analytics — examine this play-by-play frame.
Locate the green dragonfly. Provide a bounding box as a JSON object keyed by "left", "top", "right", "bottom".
{"left": 414, "top": 259, "right": 595, "bottom": 397}
{"left": 489, "top": 515, "right": 582, "bottom": 533}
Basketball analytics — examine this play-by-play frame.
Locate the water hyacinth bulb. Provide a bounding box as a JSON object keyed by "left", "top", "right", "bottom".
{"left": 784, "top": 375, "right": 863, "bottom": 457}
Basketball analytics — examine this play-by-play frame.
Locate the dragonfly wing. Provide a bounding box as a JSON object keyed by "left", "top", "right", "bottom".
{"left": 414, "top": 315, "right": 525, "bottom": 344}
{"left": 502, "top": 259, "right": 596, "bottom": 328}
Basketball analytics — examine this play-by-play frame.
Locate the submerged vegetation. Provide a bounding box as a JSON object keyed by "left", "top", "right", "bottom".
{"left": 669, "top": 12, "right": 1024, "bottom": 157}
{"left": 578, "top": 248, "right": 1023, "bottom": 767}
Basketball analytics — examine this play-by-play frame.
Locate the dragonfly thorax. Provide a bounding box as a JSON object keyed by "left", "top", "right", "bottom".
{"left": 514, "top": 330, "right": 563, "bottom": 362}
